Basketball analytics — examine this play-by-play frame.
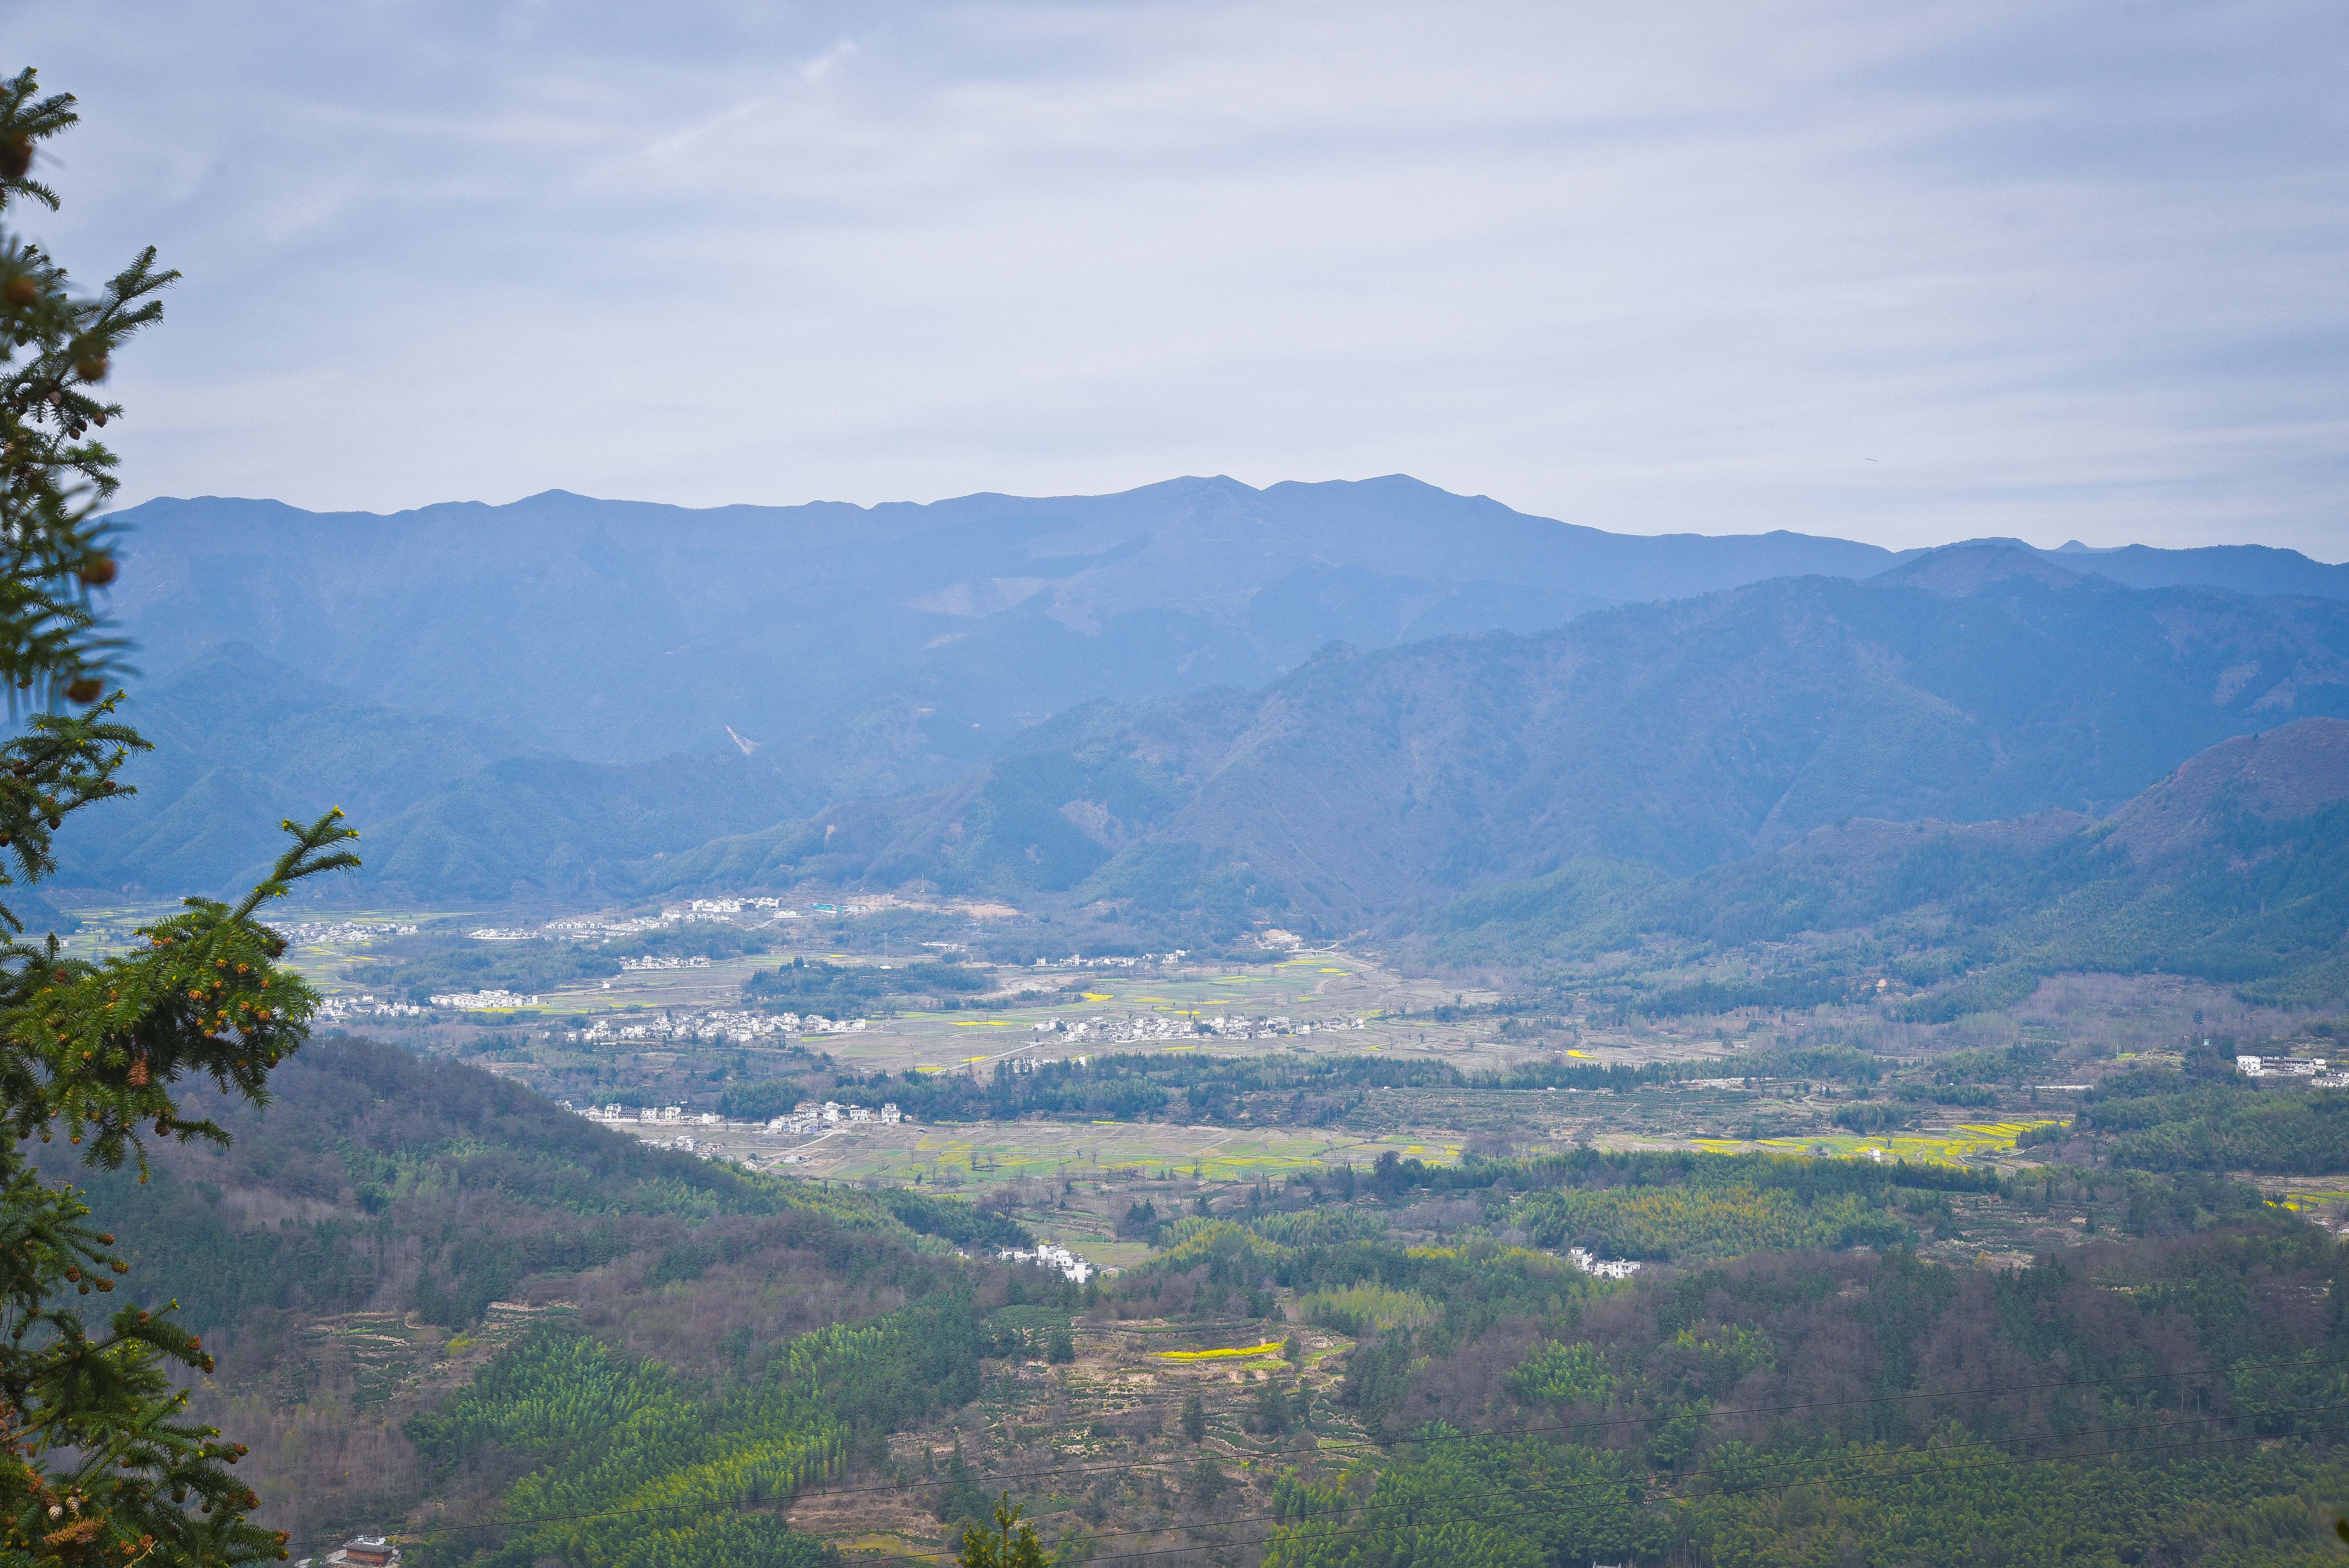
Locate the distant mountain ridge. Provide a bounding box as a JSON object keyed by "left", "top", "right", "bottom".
{"left": 651, "top": 556, "right": 2349, "bottom": 927}
{"left": 48, "top": 480, "right": 2349, "bottom": 910}
{"left": 106, "top": 475, "right": 1905, "bottom": 790}
{"left": 2046, "top": 536, "right": 2349, "bottom": 599}
{"left": 102, "top": 477, "right": 2343, "bottom": 798}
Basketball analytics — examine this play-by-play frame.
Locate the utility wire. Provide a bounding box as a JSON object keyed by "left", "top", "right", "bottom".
{"left": 830, "top": 1393, "right": 2349, "bottom": 1556}
{"left": 843, "top": 1415, "right": 2349, "bottom": 1568}
{"left": 366, "top": 1408, "right": 2345, "bottom": 1561}
{"left": 346, "top": 1355, "right": 2349, "bottom": 1553}
{"left": 784, "top": 1346, "right": 2345, "bottom": 1508}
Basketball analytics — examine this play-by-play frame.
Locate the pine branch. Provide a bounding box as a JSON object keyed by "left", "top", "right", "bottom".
{"left": 0, "top": 64, "right": 315, "bottom": 1568}
{"left": 1, "top": 810, "right": 362, "bottom": 1172}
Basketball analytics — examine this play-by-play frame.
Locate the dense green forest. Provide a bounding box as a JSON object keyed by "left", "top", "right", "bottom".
{"left": 741, "top": 956, "right": 994, "bottom": 1016}
{"left": 1417, "top": 729, "right": 2349, "bottom": 1019}
{"left": 720, "top": 1048, "right": 1846, "bottom": 1128}
{"left": 38, "top": 1037, "right": 1068, "bottom": 1559}
{"left": 2022, "top": 1065, "right": 2349, "bottom": 1174}
{"left": 1091, "top": 1162, "right": 2349, "bottom": 1567}
{"left": 37, "top": 1037, "right": 1027, "bottom": 1337}
{"left": 404, "top": 1304, "right": 999, "bottom": 1568}
{"left": 67, "top": 1033, "right": 2349, "bottom": 1568}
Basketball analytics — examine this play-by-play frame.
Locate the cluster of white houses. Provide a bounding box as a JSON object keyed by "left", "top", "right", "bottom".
{"left": 1567, "top": 1247, "right": 1644, "bottom": 1281}
{"left": 316, "top": 993, "right": 430, "bottom": 1023}
{"left": 583, "top": 1103, "right": 721, "bottom": 1127}
{"left": 2237, "top": 1055, "right": 2349, "bottom": 1085}
{"left": 269, "top": 920, "right": 419, "bottom": 946}
{"left": 569, "top": 1007, "right": 870, "bottom": 1046}
{"left": 575, "top": 1099, "right": 906, "bottom": 1137}
{"left": 428, "top": 987, "right": 541, "bottom": 1009}
{"left": 1026, "top": 1012, "right": 1367, "bottom": 1044}
{"left": 471, "top": 899, "right": 810, "bottom": 946}
{"left": 765, "top": 1099, "right": 907, "bottom": 1135}
{"left": 998, "top": 1240, "right": 1094, "bottom": 1283}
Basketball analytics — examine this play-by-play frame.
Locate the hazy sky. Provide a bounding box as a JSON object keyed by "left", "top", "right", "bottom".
{"left": 15, "top": 1, "right": 2348, "bottom": 554}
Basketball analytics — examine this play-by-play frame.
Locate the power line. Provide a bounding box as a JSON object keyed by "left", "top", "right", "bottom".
{"left": 843, "top": 1393, "right": 2349, "bottom": 1559}
{"left": 369, "top": 1406, "right": 2348, "bottom": 1563}
{"left": 781, "top": 1345, "right": 2346, "bottom": 1508}
{"left": 847, "top": 1415, "right": 2349, "bottom": 1568}
{"left": 346, "top": 1355, "right": 2349, "bottom": 1553}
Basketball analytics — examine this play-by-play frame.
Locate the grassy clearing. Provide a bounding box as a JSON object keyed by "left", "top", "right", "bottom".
{"left": 790, "top": 1120, "right": 1446, "bottom": 1186}
{"left": 1690, "top": 1119, "right": 2067, "bottom": 1165}
{"left": 1297, "top": 1284, "right": 1440, "bottom": 1335}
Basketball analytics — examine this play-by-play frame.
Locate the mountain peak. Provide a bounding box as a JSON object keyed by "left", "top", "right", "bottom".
{"left": 1868, "top": 540, "right": 2091, "bottom": 596}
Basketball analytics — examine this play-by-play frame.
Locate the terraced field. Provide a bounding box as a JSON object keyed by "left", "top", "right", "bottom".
{"left": 794, "top": 1308, "right": 1371, "bottom": 1563}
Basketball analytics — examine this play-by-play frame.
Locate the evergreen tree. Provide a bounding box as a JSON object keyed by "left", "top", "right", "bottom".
{"left": 955, "top": 1496, "right": 1044, "bottom": 1568}
{"left": 934, "top": 1449, "right": 989, "bottom": 1528}
{"left": 0, "top": 66, "right": 359, "bottom": 1568}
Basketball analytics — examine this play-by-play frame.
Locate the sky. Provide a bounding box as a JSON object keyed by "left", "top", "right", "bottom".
{"left": 13, "top": 0, "right": 2349, "bottom": 555}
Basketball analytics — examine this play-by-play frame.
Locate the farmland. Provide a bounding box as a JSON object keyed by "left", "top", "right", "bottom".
{"left": 43, "top": 891, "right": 2344, "bottom": 1282}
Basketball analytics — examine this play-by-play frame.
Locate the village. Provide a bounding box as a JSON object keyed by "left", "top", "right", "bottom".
{"left": 315, "top": 993, "right": 430, "bottom": 1023}
{"left": 574, "top": 1095, "right": 906, "bottom": 1160}
{"left": 569, "top": 1006, "right": 869, "bottom": 1044}
{"left": 1029, "top": 1010, "right": 1369, "bottom": 1045}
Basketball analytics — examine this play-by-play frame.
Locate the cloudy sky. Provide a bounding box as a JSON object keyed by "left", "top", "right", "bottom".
{"left": 15, "top": 1, "right": 2348, "bottom": 553}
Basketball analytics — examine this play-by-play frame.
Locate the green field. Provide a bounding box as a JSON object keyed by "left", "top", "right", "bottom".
{"left": 1690, "top": 1119, "right": 2069, "bottom": 1165}
{"left": 754, "top": 1118, "right": 1453, "bottom": 1186}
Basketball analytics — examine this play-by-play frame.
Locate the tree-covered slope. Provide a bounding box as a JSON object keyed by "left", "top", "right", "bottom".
{"left": 29, "top": 1036, "right": 1044, "bottom": 1557}
{"left": 655, "top": 553, "right": 2349, "bottom": 930}
{"left": 61, "top": 504, "right": 2349, "bottom": 910}
{"left": 102, "top": 477, "right": 1894, "bottom": 779}
{"left": 47, "top": 644, "right": 821, "bottom": 899}
{"left": 37, "top": 1035, "right": 1009, "bottom": 1338}
{"left": 1424, "top": 717, "right": 2349, "bottom": 1012}
{"left": 103, "top": 483, "right": 2346, "bottom": 796}
{"left": 1086, "top": 1154, "right": 2349, "bottom": 1568}
{"left": 1268, "top": 1229, "right": 2349, "bottom": 1568}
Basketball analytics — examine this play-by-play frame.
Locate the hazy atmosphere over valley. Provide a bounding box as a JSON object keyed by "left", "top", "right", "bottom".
{"left": 2, "top": 8, "right": 2347, "bottom": 1568}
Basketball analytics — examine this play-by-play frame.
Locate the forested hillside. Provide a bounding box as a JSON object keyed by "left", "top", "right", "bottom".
{"left": 654, "top": 551, "right": 2349, "bottom": 931}
{"left": 36, "top": 1038, "right": 1046, "bottom": 1558}
{"left": 102, "top": 486, "right": 2346, "bottom": 791}
{"left": 46, "top": 490, "right": 2349, "bottom": 909}
{"left": 50, "top": 645, "right": 820, "bottom": 899}
{"left": 85, "top": 1034, "right": 2349, "bottom": 1568}
{"left": 103, "top": 478, "right": 1899, "bottom": 776}
{"left": 1084, "top": 1155, "right": 2349, "bottom": 1568}
{"left": 1422, "top": 716, "right": 2349, "bottom": 1014}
